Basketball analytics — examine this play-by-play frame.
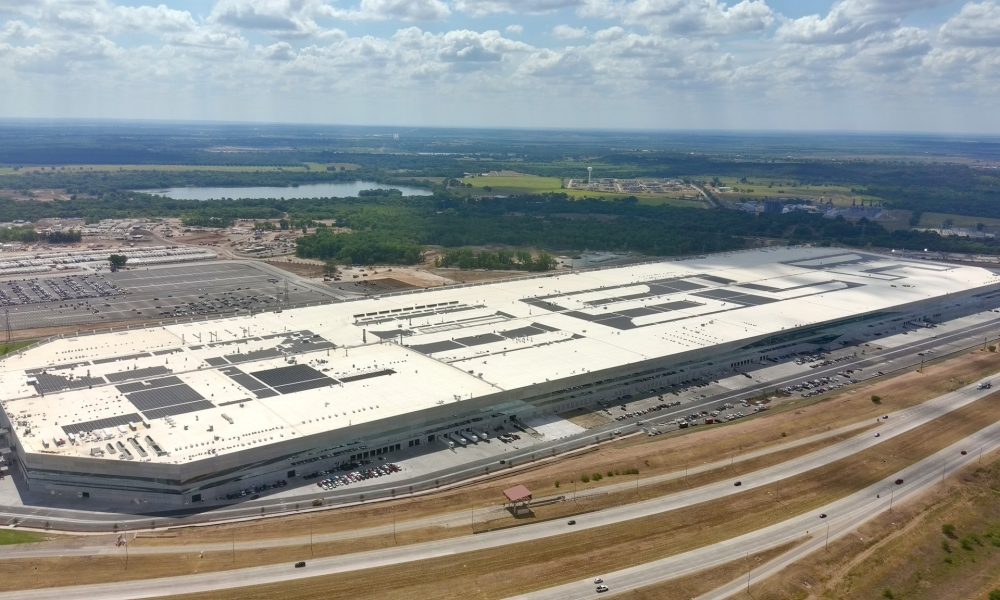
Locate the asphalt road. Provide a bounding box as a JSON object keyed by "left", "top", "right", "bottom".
{"left": 9, "top": 380, "right": 997, "bottom": 599}
{"left": 515, "top": 422, "right": 1000, "bottom": 600}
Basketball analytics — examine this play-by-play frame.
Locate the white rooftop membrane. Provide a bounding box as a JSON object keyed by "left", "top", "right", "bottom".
{"left": 3, "top": 246, "right": 998, "bottom": 466}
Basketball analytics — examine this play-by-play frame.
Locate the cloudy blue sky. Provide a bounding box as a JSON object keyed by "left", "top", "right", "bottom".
{"left": 1, "top": 1, "right": 998, "bottom": 132}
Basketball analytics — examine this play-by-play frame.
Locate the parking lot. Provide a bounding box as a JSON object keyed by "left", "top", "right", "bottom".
{"left": 2, "top": 262, "right": 338, "bottom": 331}
{"left": 0, "top": 274, "right": 125, "bottom": 307}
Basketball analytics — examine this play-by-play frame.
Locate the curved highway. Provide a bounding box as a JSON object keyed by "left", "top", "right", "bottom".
{"left": 513, "top": 423, "right": 1000, "bottom": 600}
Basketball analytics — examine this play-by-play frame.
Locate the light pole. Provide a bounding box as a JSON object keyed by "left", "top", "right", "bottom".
{"left": 825, "top": 522, "right": 831, "bottom": 551}
{"left": 889, "top": 487, "right": 895, "bottom": 512}
{"left": 746, "top": 551, "right": 751, "bottom": 592}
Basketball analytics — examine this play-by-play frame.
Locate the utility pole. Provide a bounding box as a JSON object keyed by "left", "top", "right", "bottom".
{"left": 825, "top": 522, "right": 831, "bottom": 551}
{"left": 746, "top": 551, "right": 751, "bottom": 592}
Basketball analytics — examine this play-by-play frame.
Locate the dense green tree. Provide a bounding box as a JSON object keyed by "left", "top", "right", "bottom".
{"left": 108, "top": 254, "right": 128, "bottom": 272}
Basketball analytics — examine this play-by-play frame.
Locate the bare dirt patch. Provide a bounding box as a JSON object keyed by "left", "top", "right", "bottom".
{"left": 373, "top": 267, "right": 451, "bottom": 288}
{"left": 264, "top": 260, "right": 324, "bottom": 278}
{"left": 428, "top": 267, "right": 533, "bottom": 284}
{"left": 558, "top": 407, "right": 613, "bottom": 429}
{"left": 364, "top": 277, "right": 417, "bottom": 291}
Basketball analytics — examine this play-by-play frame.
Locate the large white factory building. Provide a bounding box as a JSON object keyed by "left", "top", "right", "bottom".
{"left": 2, "top": 247, "right": 999, "bottom": 509}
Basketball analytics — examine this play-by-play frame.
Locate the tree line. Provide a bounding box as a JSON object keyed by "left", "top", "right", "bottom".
{"left": 0, "top": 226, "right": 81, "bottom": 244}
{"left": 436, "top": 248, "right": 558, "bottom": 271}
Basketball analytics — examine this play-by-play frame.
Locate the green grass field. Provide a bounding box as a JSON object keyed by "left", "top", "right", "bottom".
{"left": 463, "top": 174, "right": 708, "bottom": 208}
{"left": 0, "top": 530, "right": 46, "bottom": 545}
{"left": 711, "top": 176, "right": 881, "bottom": 206}
{"left": 463, "top": 174, "right": 564, "bottom": 194}
{"left": 0, "top": 340, "right": 33, "bottom": 356}
{"left": 917, "top": 212, "right": 1000, "bottom": 229}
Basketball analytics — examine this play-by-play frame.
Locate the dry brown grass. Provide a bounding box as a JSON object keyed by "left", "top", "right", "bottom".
{"left": 6, "top": 386, "right": 999, "bottom": 596}
{"left": 155, "top": 393, "right": 1000, "bottom": 600}
{"left": 264, "top": 260, "right": 324, "bottom": 278}
{"left": 427, "top": 267, "right": 528, "bottom": 283}
{"left": 472, "top": 427, "right": 869, "bottom": 533}
{"left": 115, "top": 426, "right": 860, "bottom": 569}
{"left": 124, "top": 349, "right": 1000, "bottom": 551}
{"left": 620, "top": 541, "right": 800, "bottom": 600}
{"left": 750, "top": 453, "right": 1000, "bottom": 600}
{"left": 558, "top": 406, "right": 614, "bottom": 428}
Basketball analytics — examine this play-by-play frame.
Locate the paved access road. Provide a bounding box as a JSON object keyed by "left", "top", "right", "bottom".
{"left": 513, "top": 422, "right": 1000, "bottom": 600}
{"left": 0, "top": 418, "right": 874, "bottom": 560}
{"left": 10, "top": 381, "right": 997, "bottom": 600}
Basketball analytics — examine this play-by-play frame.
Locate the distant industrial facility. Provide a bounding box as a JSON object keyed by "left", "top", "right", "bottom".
{"left": 2, "top": 247, "right": 999, "bottom": 508}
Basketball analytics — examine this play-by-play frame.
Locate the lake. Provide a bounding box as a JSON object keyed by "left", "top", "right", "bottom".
{"left": 141, "top": 181, "right": 432, "bottom": 200}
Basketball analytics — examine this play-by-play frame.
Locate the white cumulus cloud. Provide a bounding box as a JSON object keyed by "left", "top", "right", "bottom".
{"left": 777, "top": 0, "right": 955, "bottom": 44}
{"left": 552, "top": 24, "right": 589, "bottom": 39}
{"left": 940, "top": 1, "right": 1000, "bottom": 47}
{"left": 454, "top": 0, "right": 584, "bottom": 18}
{"left": 582, "top": 0, "right": 774, "bottom": 35}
